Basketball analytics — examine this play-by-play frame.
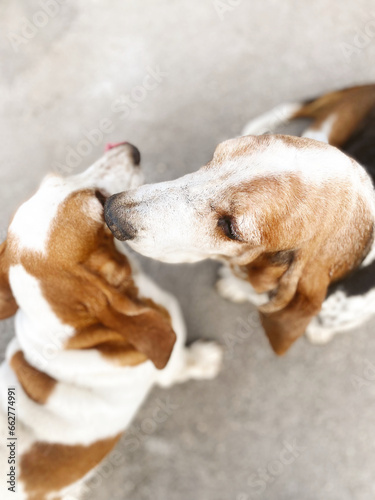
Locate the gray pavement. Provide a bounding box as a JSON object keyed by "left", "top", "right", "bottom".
{"left": 1, "top": 1, "right": 375, "bottom": 499}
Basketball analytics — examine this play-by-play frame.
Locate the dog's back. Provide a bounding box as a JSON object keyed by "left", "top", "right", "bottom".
{"left": 291, "top": 84, "right": 375, "bottom": 179}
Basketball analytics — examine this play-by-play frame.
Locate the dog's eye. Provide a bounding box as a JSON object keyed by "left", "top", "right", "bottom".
{"left": 217, "top": 217, "right": 240, "bottom": 241}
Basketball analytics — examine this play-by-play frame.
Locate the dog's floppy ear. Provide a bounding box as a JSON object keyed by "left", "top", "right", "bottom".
{"left": 97, "top": 304, "right": 176, "bottom": 369}
{"left": 73, "top": 265, "right": 176, "bottom": 369}
{"left": 0, "top": 240, "right": 18, "bottom": 320}
{"left": 258, "top": 262, "right": 329, "bottom": 354}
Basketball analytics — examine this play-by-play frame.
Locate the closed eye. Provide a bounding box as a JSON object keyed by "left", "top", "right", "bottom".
{"left": 217, "top": 217, "right": 241, "bottom": 241}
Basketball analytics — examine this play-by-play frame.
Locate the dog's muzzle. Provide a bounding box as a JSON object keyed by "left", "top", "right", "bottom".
{"left": 105, "top": 141, "right": 141, "bottom": 166}
{"left": 104, "top": 195, "right": 137, "bottom": 241}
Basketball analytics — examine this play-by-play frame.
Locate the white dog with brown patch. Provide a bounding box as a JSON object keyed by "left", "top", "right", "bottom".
{"left": 105, "top": 84, "right": 375, "bottom": 354}
{"left": 0, "top": 143, "right": 222, "bottom": 500}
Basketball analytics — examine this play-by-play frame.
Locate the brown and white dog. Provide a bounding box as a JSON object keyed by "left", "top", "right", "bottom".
{"left": 0, "top": 143, "right": 222, "bottom": 500}
{"left": 104, "top": 84, "right": 375, "bottom": 354}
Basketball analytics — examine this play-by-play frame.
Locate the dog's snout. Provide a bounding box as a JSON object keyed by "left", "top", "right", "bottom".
{"left": 104, "top": 195, "right": 137, "bottom": 241}
{"left": 127, "top": 144, "right": 141, "bottom": 166}
{"left": 105, "top": 141, "right": 141, "bottom": 166}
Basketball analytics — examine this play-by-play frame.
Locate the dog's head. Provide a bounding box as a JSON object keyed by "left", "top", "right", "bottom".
{"left": 104, "top": 135, "right": 375, "bottom": 353}
{"left": 0, "top": 143, "right": 176, "bottom": 369}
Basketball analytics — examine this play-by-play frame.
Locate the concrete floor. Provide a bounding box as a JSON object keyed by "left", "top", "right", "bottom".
{"left": 1, "top": 1, "right": 375, "bottom": 499}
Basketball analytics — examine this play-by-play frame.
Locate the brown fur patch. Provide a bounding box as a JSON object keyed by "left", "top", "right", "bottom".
{"left": 0, "top": 241, "right": 18, "bottom": 319}
{"left": 20, "top": 434, "right": 120, "bottom": 500}
{"left": 10, "top": 351, "right": 57, "bottom": 404}
{"left": 208, "top": 134, "right": 272, "bottom": 167}
{"left": 260, "top": 264, "right": 330, "bottom": 354}
{"left": 294, "top": 84, "right": 375, "bottom": 147}
{"left": 223, "top": 163, "right": 374, "bottom": 353}
{"left": 6, "top": 189, "right": 176, "bottom": 369}
{"left": 65, "top": 324, "right": 148, "bottom": 366}
{"left": 240, "top": 251, "right": 294, "bottom": 293}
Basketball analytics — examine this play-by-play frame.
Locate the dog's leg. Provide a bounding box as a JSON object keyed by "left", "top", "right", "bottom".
{"left": 158, "top": 340, "right": 223, "bottom": 387}
{"left": 150, "top": 279, "right": 222, "bottom": 387}
{"left": 124, "top": 259, "right": 223, "bottom": 387}
{"left": 241, "top": 103, "right": 302, "bottom": 136}
{"left": 155, "top": 288, "right": 223, "bottom": 387}
{"left": 306, "top": 288, "right": 375, "bottom": 344}
{"left": 216, "top": 265, "right": 269, "bottom": 306}
{"left": 305, "top": 319, "right": 338, "bottom": 345}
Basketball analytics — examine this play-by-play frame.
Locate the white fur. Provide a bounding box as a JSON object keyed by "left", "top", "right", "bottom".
{"left": 222, "top": 118, "right": 375, "bottom": 344}
{"left": 243, "top": 109, "right": 375, "bottom": 343}
{"left": 241, "top": 103, "right": 336, "bottom": 145}
{"left": 360, "top": 237, "right": 375, "bottom": 267}
{"left": 302, "top": 114, "right": 337, "bottom": 143}
{"left": 108, "top": 122, "right": 375, "bottom": 348}
{"left": 9, "top": 265, "right": 75, "bottom": 350}
{"left": 216, "top": 265, "right": 269, "bottom": 306}
{"left": 241, "top": 102, "right": 302, "bottom": 136}
{"left": 9, "top": 180, "right": 73, "bottom": 255}
{"left": 0, "top": 147, "right": 222, "bottom": 500}
{"left": 119, "top": 135, "right": 375, "bottom": 265}
{"left": 9, "top": 145, "right": 144, "bottom": 255}
{"left": 306, "top": 285, "right": 375, "bottom": 344}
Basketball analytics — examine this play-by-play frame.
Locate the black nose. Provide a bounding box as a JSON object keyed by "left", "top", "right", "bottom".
{"left": 128, "top": 143, "right": 141, "bottom": 166}
{"left": 106, "top": 142, "right": 141, "bottom": 166}
{"left": 104, "top": 195, "right": 137, "bottom": 241}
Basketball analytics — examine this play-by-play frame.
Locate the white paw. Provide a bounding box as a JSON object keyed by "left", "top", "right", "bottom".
{"left": 305, "top": 322, "right": 336, "bottom": 345}
{"left": 216, "top": 277, "right": 249, "bottom": 303}
{"left": 184, "top": 341, "right": 223, "bottom": 381}
{"left": 216, "top": 267, "right": 268, "bottom": 306}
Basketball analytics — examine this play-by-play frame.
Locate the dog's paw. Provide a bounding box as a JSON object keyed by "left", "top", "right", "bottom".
{"left": 305, "top": 323, "right": 336, "bottom": 345}
{"left": 184, "top": 341, "right": 223, "bottom": 380}
{"left": 216, "top": 266, "right": 268, "bottom": 306}
{"left": 216, "top": 276, "right": 249, "bottom": 303}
